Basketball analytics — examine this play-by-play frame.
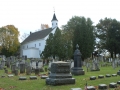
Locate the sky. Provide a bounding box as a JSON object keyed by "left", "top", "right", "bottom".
{"left": 0, "top": 0, "right": 120, "bottom": 42}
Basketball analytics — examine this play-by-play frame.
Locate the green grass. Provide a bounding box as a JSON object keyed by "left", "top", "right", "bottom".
{"left": 0, "top": 66, "right": 120, "bottom": 90}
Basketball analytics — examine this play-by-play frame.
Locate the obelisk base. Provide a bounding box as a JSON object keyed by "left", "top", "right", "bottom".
{"left": 71, "top": 67, "right": 85, "bottom": 75}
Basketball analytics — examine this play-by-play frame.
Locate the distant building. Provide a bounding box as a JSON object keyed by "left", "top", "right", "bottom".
{"left": 20, "top": 13, "right": 58, "bottom": 58}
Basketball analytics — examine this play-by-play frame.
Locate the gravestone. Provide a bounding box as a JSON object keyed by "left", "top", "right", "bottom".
{"left": 48, "top": 60, "right": 52, "bottom": 71}
{"left": 35, "top": 68, "right": 40, "bottom": 75}
{"left": 117, "top": 70, "right": 120, "bottom": 75}
{"left": 26, "top": 66, "right": 31, "bottom": 75}
{"left": 71, "top": 60, "right": 74, "bottom": 69}
{"left": 11, "top": 64, "right": 16, "bottom": 73}
{"left": 71, "top": 44, "right": 85, "bottom": 75}
{"left": 6, "top": 58, "right": 10, "bottom": 68}
{"left": 14, "top": 69, "right": 18, "bottom": 76}
{"left": 15, "top": 61, "right": 19, "bottom": 69}
{"left": 20, "top": 62, "right": 25, "bottom": 73}
{"left": 0, "top": 64, "right": 3, "bottom": 70}
{"left": 30, "top": 60, "right": 36, "bottom": 69}
{"left": 90, "top": 59, "right": 100, "bottom": 71}
{"left": 1, "top": 60, "right": 5, "bottom": 68}
{"left": 46, "top": 61, "right": 75, "bottom": 85}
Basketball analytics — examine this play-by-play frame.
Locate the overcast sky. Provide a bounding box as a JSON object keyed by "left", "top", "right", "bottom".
{"left": 0, "top": 0, "right": 120, "bottom": 42}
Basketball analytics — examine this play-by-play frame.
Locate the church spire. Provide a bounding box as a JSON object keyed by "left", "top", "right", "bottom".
{"left": 51, "top": 13, "right": 58, "bottom": 29}
{"left": 51, "top": 13, "right": 58, "bottom": 21}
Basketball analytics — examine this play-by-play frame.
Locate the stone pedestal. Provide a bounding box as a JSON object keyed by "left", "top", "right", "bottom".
{"left": 71, "top": 67, "right": 84, "bottom": 75}
{"left": 71, "top": 44, "right": 85, "bottom": 75}
{"left": 46, "top": 61, "right": 75, "bottom": 85}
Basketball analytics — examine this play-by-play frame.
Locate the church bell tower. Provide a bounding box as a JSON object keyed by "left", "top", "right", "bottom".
{"left": 51, "top": 13, "right": 58, "bottom": 29}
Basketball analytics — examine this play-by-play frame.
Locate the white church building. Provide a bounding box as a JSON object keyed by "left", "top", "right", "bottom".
{"left": 20, "top": 13, "right": 58, "bottom": 58}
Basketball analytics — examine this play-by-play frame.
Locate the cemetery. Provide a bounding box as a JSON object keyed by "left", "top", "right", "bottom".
{"left": 0, "top": 47, "right": 120, "bottom": 90}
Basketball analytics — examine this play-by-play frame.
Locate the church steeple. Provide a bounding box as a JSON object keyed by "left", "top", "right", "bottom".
{"left": 51, "top": 13, "right": 58, "bottom": 29}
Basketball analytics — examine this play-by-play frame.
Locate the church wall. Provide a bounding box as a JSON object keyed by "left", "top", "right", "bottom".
{"left": 21, "top": 39, "right": 46, "bottom": 58}
{"left": 23, "top": 48, "right": 40, "bottom": 58}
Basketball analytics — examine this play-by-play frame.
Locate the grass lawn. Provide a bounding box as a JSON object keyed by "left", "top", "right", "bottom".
{"left": 0, "top": 66, "right": 120, "bottom": 90}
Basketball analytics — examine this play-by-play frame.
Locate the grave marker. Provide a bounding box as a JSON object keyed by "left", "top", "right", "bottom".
{"left": 71, "top": 44, "right": 85, "bottom": 75}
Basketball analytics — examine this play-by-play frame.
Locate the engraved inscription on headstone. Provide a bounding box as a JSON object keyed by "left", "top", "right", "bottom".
{"left": 46, "top": 61, "right": 75, "bottom": 85}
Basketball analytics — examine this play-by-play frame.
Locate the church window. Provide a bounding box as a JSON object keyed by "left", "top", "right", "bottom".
{"left": 35, "top": 44, "right": 36, "bottom": 47}
{"left": 39, "top": 43, "right": 41, "bottom": 46}
{"left": 56, "top": 23, "right": 57, "bottom": 25}
{"left": 27, "top": 45, "right": 28, "bottom": 48}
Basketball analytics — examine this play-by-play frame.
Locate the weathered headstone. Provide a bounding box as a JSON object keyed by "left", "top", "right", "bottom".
{"left": 26, "top": 66, "right": 31, "bottom": 75}
{"left": 1, "top": 60, "right": 5, "bottom": 68}
{"left": 46, "top": 61, "right": 75, "bottom": 85}
{"left": 6, "top": 58, "right": 10, "bottom": 68}
{"left": 38, "top": 60, "right": 43, "bottom": 69}
{"left": 0, "top": 64, "right": 3, "bottom": 70}
{"left": 71, "top": 44, "right": 85, "bottom": 75}
{"left": 14, "top": 69, "right": 18, "bottom": 76}
{"left": 20, "top": 63, "right": 25, "bottom": 73}
{"left": 30, "top": 60, "right": 36, "bottom": 69}
{"left": 90, "top": 59, "right": 100, "bottom": 71}
{"left": 11, "top": 64, "right": 16, "bottom": 73}
{"left": 35, "top": 68, "right": 40, "bottom": 75}
{"left": 71, "top": 60, "right": 74, "bottom": 69}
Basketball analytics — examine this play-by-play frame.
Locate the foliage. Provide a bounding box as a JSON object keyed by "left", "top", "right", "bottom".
{"left": 41, "top": 27, "right": 73, "bottom": 60}
{"left": 41, "top": 33, "right": 54, "bottom": 58}
{"left": 0, "top": 25, "right": 20, "bottom": 57}
{"left": 96, "top": 18, "right": 120, "bottom": 57}
{"left": 62, "top": 16, "right": 95, "bottom": 60}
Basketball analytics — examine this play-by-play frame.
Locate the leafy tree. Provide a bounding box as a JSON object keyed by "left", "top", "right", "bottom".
{"left": 41, "top": 28, "right": 63, "bottom": 60}
{"left": 41, "top": 33, "right": 54, "bottom": 58}
{"left": 96, "top": 18, "right": 120, "bottom": 58}
{"left": 0, "top": 25, "right": 20, "bottom": 57}
{"left": 62, "top": 16, "right": 95, "bottom": 60}
{"left": 42, "top": 28, "right": 72, "bottom": 60}
{"left": 61, "top": 32, "right": 73, "bottom": 59}
{"left": 52, "top": 28, "right": 64, "bottom": 60}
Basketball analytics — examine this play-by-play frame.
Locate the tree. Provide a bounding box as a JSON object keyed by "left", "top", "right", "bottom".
{"left": 61, "top": 32, "right": 73, "bottom": 59}
{"left": 42, "top": 28, "right": 73, "bottom": 60}
{"left": 0, "top": 25, "right": 20, "bottom": 57}
{"left": 20, "top": 33, "right": 29, "bottom": 42}
{"left": 62, "top": 16, "right": 95, "bottom": 60}
{"left": 41, "top": 33, "right": 54, "bottom": 58}
{"left": 52, "top": 28, "right": 64, "bottom": 59}
{"left": 96, "top": 18, "right": 120, "bottom": 58}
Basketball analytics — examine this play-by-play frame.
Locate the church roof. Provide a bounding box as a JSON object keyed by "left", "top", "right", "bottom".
{"left": 51, "top": 13, "right": 58, "bottom": 21}
{"left": 21, "top": 28, "right": 53, "bottom": 44}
